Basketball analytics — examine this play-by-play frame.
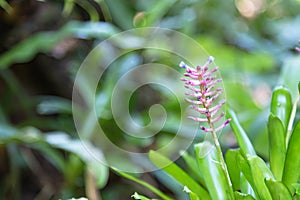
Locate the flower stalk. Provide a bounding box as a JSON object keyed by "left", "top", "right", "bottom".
{"left": 179, "top": 56, "right": 232, "bottom": 189}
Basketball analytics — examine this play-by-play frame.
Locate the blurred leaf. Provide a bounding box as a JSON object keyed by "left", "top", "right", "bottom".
{"left": 37, "top": 96, "right": 72, "bottom": 115}
{"left": 73, "top": 0, "right": 99, "bottom": 21}
{"left": 149, "top": 150, "right": 209, "bottom": 199}
{"left": 194, "top": 142, "right": 233, "bottom": 200}
{"left": 31, "top": 142, "right": 66, "bottom": 172}
{"left": 64, "top": 154, "right": 84, "bottom": 186}
{"left": 144, "top": 0, "right": 177, "bottom": 27}
{"left": 0, "top": 21, "right": 119, "bottom": 69}
{"left": 198, "top": 36, "right": 275, "bottom": 73}
{"left": 280, "top": 56, "right": 300, "bottom": 97}
{"left": 45, "top": 132, "right": 109, "bottom": 189}
{"left": 227, "top": 109, "right": 256, "bottom": 157}
{"left": 265, "top": 179, "right": 292, "bottom": 200}
{"left": 104, "top": 0, "right": 134, "bottom": 29}
{"left": 62, "top": 0, "right": 74, "bottom": 16}
{"left": 270, "top": 86, "right": 292, "bottom": 132}
{"left": 0, "top": 123, "right": 19, "bottom": 143}
{"left": 0, "top": 0, "right": 12, "bottom": 13}
{"left": 268, "top": 115, "right": 286, "bottom": 181}
{"left": 131, "top": 192, "right": 153, "bottom": 200}
{"left": 181, "top": 151, "right": 205, "bottom": 186}
{"left": 282, "top": 120, "right": 300, "bottom": 194}
{"left": 183, "top": 186, "right": 200, "bottom": 200}
{"left": 112, "top": 168, "right": 172, "bottom": 200}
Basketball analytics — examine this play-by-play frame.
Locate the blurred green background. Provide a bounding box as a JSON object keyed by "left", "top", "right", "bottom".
{"left": 0, "top": 0, "right": 299, "bottom": 199}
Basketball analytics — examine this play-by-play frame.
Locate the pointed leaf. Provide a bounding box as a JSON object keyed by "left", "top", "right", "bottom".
{"left": 225, "top": 149, "right": 241, "bottom": 191}
{"left": 181, "top": 151, "right": 205, "bottom": 186}
{"left": 265, "top": 179, "right": 292, "bottom": 200}
{"left": 227, "top": 109, "right": 256, "bottom": 157}
{"left": 131, "top": 192, "right": 154, "bottom": 200}
{"left": 282, "top": 120, "right": 300, "bottom": 193}
{"left": 268, "top": 115, "right": 286, "bottom": 180}
{"left": 194, "top": 142, "right": 234, "bottom": 200}
{"left": 149, "top": 150, "right": 209, "bottom": 199}
{"left": 247, "top": 156, "right": 274, "bottom": 200}
{"left": 270, "top": 86, "right": 292, "bottom": 132}
{"left": 183, "top": 186, "right": 200, "bottom": 200}
{"left": 237, "top": 153, "right": 258, "bottom": 196}
{"left": 113, "top": 168, "right": 172, "bottom": 200}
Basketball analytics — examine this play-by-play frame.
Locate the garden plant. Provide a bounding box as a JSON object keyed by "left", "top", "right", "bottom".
{"left": 0, "top": 0, "right": 300, "bottom": 199}
{"left": 116, "top": 53, "right": 300, "bottom": 200}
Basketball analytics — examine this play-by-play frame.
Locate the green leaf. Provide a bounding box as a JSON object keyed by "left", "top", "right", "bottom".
{"left": 149, "top": 150, "right": 209, "bottom": 199}
{"left": 194, "top": 142, "right": 233, "bottom": 200}
{"left": 282, "top": 120, "right": 300, "bottom": 193}
{"left": 31, "top": 142, "right": 66, "bottom": 172}
{"left": 112, "top": 168, "right": 172, "bottom": 200}
{"left": 265, "top": 179, "right": 292, "bottom": 200}
{"left": 225, "top": 149, "right": 241, "bottom": 191}
{"left": 0, "top": 0, "right": 12, "bottom": 13}
{"left": 226, "top": 108, "right": 256, "bottom": 157}
{"left": 45, "top": 132, "right": 109, "bottom": 188}
{"left": 0, "top": 21, "right": 118, "bottom": 69}
{"left": 247, "top": 156, "right": 274, "bottom": 200}
{"left": 270, "top": 86, "right": 292, "bottom": 132}
{"left": 144, "top": 0, "right": 177, "bottom": 27}
{"left": 37, "top": 96, "right": 72, "bottom": 115}
{"left": 183, "top": 186, "right": 200, "bottom": 200}
{"left": 131, "top": 192, "right": 153, "bottom": 200}
{"left": 225, "top": 149, "right": 254, "bottom": 195}
{"left": 234, "top": 192, "right": 255, "bottom": 200}
{"left": 268, "top": 115, "right": 286, "bottom": 180}
{"left": 181, "top": 151, "right": 205, "bottom": 186}
{"left": 292, "top": 183, "right": 300, "bottom": 195}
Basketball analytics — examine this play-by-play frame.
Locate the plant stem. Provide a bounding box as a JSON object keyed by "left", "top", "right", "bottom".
{"left": 211, "top": 129, "right": 233, "bottom": 196}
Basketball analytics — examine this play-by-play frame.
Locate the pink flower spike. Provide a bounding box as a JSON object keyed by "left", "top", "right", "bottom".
{"left": 184, "top": 98, "right": 203, "bottom": 105}
{"left": 188, "top": 116, "right": 208, "bottom": 122}
{"left": 211, "top": 112, "right": 225, "bottom": 123}
{"left": 184, "top": 73, "right": 198, "bottom": 79}
{"left": 185, "top": 92, "right": 202, "bottom": 98}
{"left": 190, "top": 105, "right": 208, "bottom": 114}
{"left": 204, "top": 67, "right": 219, "bottom": 77}
{"left": 179, "top": 56, "right": 230, "bottom": 134}
{"left": 200, "top": 126, "right": 212, "bottom": 133}
{"left": 184, "top": 85, "right": 201, "bottom": 93}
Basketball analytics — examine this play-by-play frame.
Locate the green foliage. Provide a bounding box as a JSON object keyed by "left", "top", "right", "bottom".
{"left": 149, "top": 150, "right": 209, "bottom": 199}
{"left": 1, "top": 0, "right": 300, "bottom": 199}
{"left": 118, "top": 82, "right": 300, "bottom": 199}
{"left": 0, "top": 21, "right": 119, "bottom": 69}
{"left": 268, "top": 115, "right": 286, "bottom": 180}
{"left": 194, "top": 142, "right": 234, "bottom": 200}
{"left": 112, "top": 168, "right": 172, "bottom": 200}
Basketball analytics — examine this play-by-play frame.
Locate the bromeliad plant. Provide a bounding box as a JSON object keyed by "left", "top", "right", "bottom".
{"left": 115, "top": 56, "right": 300, "bottom": 200}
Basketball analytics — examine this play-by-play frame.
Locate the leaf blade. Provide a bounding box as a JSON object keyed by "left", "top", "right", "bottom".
{"left": 194, "top": 142, "right": 234, "bottom": 200}
{"left": 149, "top": 150, "right": 209, "bottom": 199}
{"left": 282, "top": 120, "right": 300, "bottom": 193}
{"left": 268, "top": 115, "right": 286, "bottom": 180}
